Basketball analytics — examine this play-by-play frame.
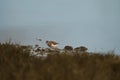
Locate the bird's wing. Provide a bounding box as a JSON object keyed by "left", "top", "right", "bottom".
{"left": 50, "top": 41, "right": 59, "bottom": 44}
{"left": 36, "top": 37, "right": 42, "bottom": 41}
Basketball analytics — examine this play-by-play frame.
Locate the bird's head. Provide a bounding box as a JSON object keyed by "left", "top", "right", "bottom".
{"left": 46, "top": 40, "right": 49, "bottom": 43}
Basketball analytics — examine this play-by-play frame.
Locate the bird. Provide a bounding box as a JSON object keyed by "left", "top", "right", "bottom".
{"left": 64, "top": 45, "right": 73, "bottom": 51}
{"left": 64, "top": 45, "right": 73, "bottom": 54}
{"left": 46, "top": 40, "right": 59, "bottom": 49}
{"left": 36, "top": 37, "right": 42, "bottom": 41}
{"left": 74, "top": 46, "right": 88, "bottom": 53}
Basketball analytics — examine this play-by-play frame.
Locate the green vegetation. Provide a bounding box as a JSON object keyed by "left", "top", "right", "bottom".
{"left": 0, "top": 42, "right": 120, "bottom": 80}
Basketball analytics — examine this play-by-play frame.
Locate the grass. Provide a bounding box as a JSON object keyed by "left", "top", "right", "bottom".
{"left": 0, "top": 42, "right": 120, "bottom": 80}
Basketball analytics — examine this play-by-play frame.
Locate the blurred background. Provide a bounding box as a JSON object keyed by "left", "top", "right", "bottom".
{"left": 0, "top": 0, "right": 120, "bottom": 54}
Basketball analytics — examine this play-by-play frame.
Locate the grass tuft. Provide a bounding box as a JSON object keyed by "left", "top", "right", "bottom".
{"left": 0, "top": 42, "right": 120, "bottom": 80}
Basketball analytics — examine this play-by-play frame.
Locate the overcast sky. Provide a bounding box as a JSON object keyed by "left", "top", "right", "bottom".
{"left": 0, "top": 0, "right": 120, "bottom": 54}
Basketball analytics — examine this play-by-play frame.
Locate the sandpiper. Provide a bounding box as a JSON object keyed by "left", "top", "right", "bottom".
{"left": 46, "top": 40, "right": 59, "bottom": 49}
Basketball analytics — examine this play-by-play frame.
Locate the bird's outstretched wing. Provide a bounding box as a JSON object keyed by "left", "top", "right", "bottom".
{"left": 50, "top": 41, "right": 59, "bottom": 45}
{"left": 36, "top": 37, "right": 42, "bottom": 41}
